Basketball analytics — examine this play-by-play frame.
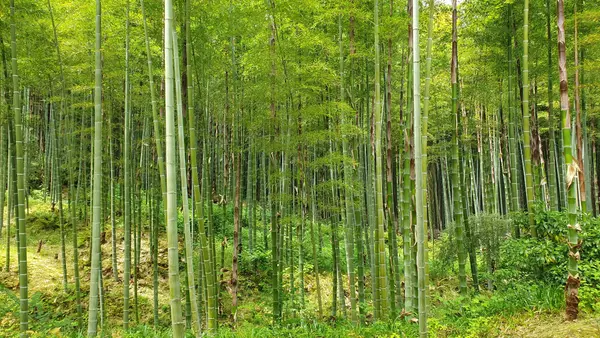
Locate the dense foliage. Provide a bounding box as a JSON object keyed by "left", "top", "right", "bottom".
{"left": 1, "top": 0, "right": 600, "bottom": 337}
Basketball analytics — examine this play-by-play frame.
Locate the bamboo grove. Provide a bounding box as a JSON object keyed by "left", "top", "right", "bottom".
{"left": 0, "top": 0, "right": 599, "bottom": 337}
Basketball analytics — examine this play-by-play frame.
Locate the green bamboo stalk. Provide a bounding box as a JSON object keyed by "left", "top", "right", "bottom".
{"left": 68, "top": 98, "right": 83, "bottom": 329}
{"left": 401, "top": 140, "right": 412, "bottom": 312}
{"left": 461, "top": 110, "right": 479, "bottom": 291}
{"left": 410, "top": 179, "right": 418, "bottom": 310}
{"left": 544, "top": 0, "right": 558, "bottom": 210}
{"left": 3, "top": 130, "right": 11, "bottom": 273}
{"left": 289, "top": 153, "right": 297, "bottom": 316}
{"left": 278, "top": 121, "right": 288, "bottom": 320}
{"left": 557, "top": 0, "right": 580, "bottom": 320}
{"left": 48, "top": 102, "right": 54, "bottom": 205}
{"left": 9, "top": 0, "right": 28, "bottom": 336}
{"left": 309, "top": 168, "right": 323, "bottom": 317}
{"left": 151, "top": 179, "right": 159, "bottom": 327}
{"left": 6, "top": 126, "right": 15, "bottom": 273}
{"left": 134, "top": 119, "right": 148, "bottom": 325}
{"left": 140, "top": 0, "right": 171, "bottom": 322}
{"left": 481, "top": 109, "right": 490, "bottom": 212}
{"left": 186, "top": 1, "right": 217, "bottom": 331}
{"left": 140, "top": 0, "right": 167, "bottom": 215}
{"left": 47, "top": 0, "right": 70, "bottom": 293}
{"left": 384, "top": 5, "right": 400, "bottom": 317}
{"left": 229, "top": 14, "right": 242, "bottom": 321}
{"left": 412, "top": 0, "right": 427, "bottom": 330}
{"left": 123, "top": 0, "right": 132, "bottom": 329}
{"left": 267, "top": 0, "right": 280, "bottom": 322}
{"left": 22, "top": 89, "right": 29, "bottom": 215}
{"left": 573, "top": 0, "right": 587, "bottom": 213}
{"left": 366, "top": 122, "right": 378, "bottom": 318}
{"left": 137, "top": 157, "right": 144, "bottom": 324}
{"left": 450, "top": 0, "right": 467, "bottom": 296}
{"left": 297, "top": 136, "right": 306, "bottom": 309}
{"left": 581, "top": 70, "right": 591, "bottom": 215}
{"left": 247, "top": 140, "right": 255, "bottom": 254}
{"left": 98, "top": 250, "right": 105, "bottom": 330}
{"left": 56, "top": 115, "right": 68, "bottom": 293}
{"left": 330, "top": 201, "right": 338, "bottom": 318}
{"left": 0, "top": 127, "right": 5, "bottom": 242}
{"left": 86, "top": 0, "right": 102, "bottom": 335}
{"left": 355, "top": 101, "right": 367, "bottom": 320}
{"left": 338, "top": 14, "right": 357, "bottom": 324}
{"left": 507, "top": 8, "right": 519, "bottom": 216}
{"left": 172, "top": 28, "right": 191, "bottom": 331}
{"left": 491, "top": 109, "right": 501, "bottom": 213}
{"left": 522, "top": 0, "right": 536, "bottom": 236}
{"left": 462, "top": 154, "right": 479, "bottom": 292}
{"left": 403, "top": 0, "right": 415, "bottom": 314}
{"left": 44, "top": 101, "right": 51, "bottom": 201}
{"left": 164, "top": 0, "right": 185, "bottom": 334}
{"left": 87, "top": 96, "right": 93, "bottom": 278}
{"left": 261, "top": 150, "right": 268, "bottom": 250}
{"left": 355, "top": 197, "right": 366, "bottom": 320}
{"left": 204, "top": 138, "right": 218, "bottom": 323}
{"left": 579, "top": 20, "right": 591, "bottom": 215}
{"left": 327, "top": 133, "right": 341, "bottom": 319}
{"left": 172, "top": 28, "right": 201, "bottom": 336}
{"left": 373, "top": 0, "right": 388, "bottom": 319}
{"left": 415, "top": 0, "right": 434, "bottom": 332}
{"left": 443, "top": 157, "right": 451, "bottom": 223}
{"left": 109, "top": 136, "right": 117, "bottom": 281}
{"left": 388, "top": 143, "right": 403, "bottom": 317}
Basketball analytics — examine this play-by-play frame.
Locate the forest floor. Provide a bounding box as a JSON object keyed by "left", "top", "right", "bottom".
{"left": 505, "top": 313, "right": 600, "bottom": 337}
{"left": 0, "top": 195, "right": 599, "bottom": 337}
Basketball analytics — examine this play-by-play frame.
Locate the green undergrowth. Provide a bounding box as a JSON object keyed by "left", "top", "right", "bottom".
{"left": 1, "top": 196, "right": 599, "bottom": 337}
{"left": 0, "top": 267, "right": 588, "bottom": 337}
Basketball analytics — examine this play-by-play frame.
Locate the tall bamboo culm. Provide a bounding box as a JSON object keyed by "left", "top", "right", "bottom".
{"left": 450, "top": 0, "right": 467, "bottom": 296}
{"left": 10, "top": 1, "right": 28, "bottom": 336}
{"left": 185, "top": 0, "right": 218, "bottom": 330}
{"left": 373, "top": 0, "right": 388, "bottom": 318}
{"left": 413, "top": 0, "right": 428, "bottom": 332}
{"left": 417, "top": 0, "right": 435, "bottom": 333}
{"left": 338, "top": 14, "right": 357, "bottom": 325}
{"left": 172, "top": 28, "right": 201, "bottom": 336}
{"left": 522, "top": 0, "right": 536, "bottom": 236}
{"left": 164, "top": 0, "right": 185, "bottom": 335}
{"left": 557, "top": 0, "right": 580, "bottom": 321}
{"left": 87, "top": 0, "right": 102, "bottom": 335}
{"left": 123, "top": 0, "right": 132, "bottom": 330}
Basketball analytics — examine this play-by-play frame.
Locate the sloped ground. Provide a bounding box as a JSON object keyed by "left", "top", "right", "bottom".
{"left": 504, "top": 313, "right": 600, "bottom": 338}
{"left": 0, "top": 197, "right": 173, "bottom": 336}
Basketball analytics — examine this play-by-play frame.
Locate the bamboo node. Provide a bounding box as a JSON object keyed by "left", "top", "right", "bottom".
{"left": 566, "top": 238, "right": 583, "bottom": 250}
{"left": 568, "top": 251, "right": 580, "bottom": 261}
